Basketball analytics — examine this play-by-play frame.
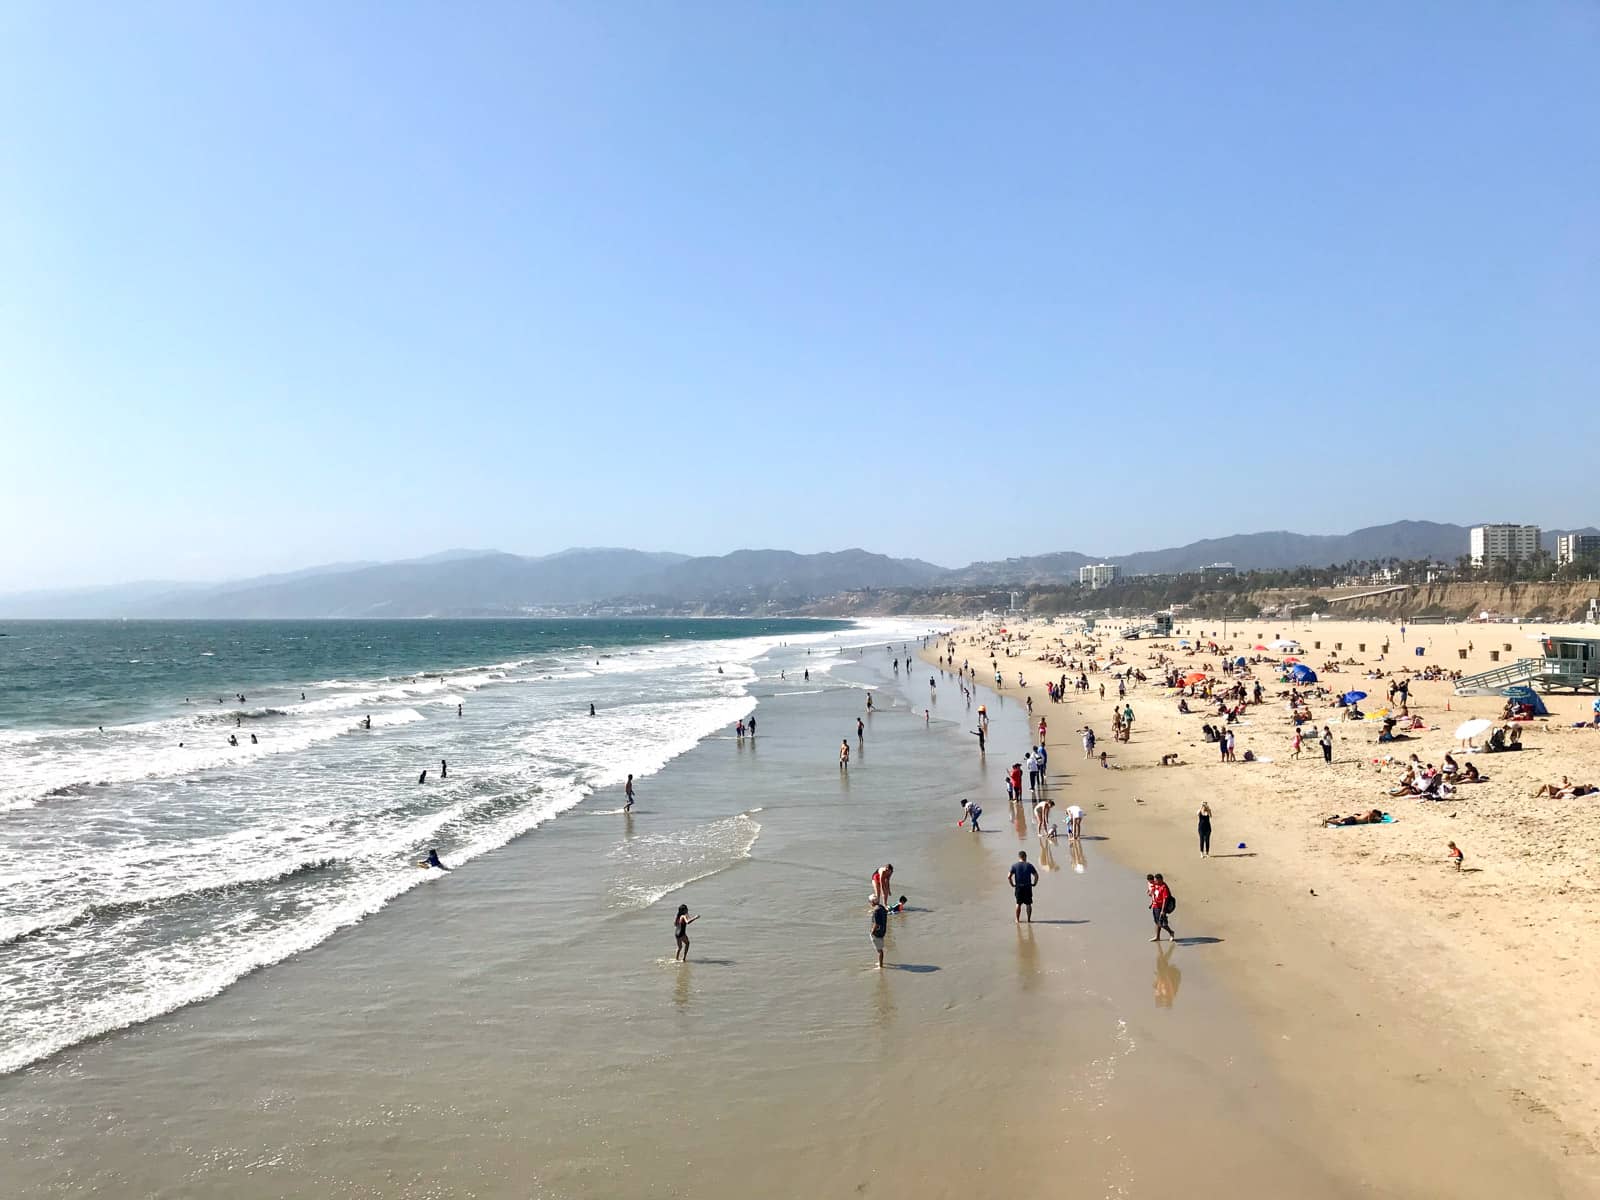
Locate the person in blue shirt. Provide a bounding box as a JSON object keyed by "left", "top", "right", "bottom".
{"left": 1008, "top": 851, "right": 1039, "bottom": 923}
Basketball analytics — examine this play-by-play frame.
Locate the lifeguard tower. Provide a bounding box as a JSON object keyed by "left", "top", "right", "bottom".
{"left": 1453, "top": 635, "right": 1600, "bottom": 696}
{"left": 1121, "top": 612, "right": 1175, "bottom": 640}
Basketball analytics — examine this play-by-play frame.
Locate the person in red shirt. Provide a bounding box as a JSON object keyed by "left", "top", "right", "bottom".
{"left": 1149, "top": 873, "right": 1175, "bottom": 943}
{"left": 1010, "top": 763, "right": 1023, "bottom": 798}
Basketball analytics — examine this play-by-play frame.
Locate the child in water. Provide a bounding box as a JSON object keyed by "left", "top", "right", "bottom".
{"left": 960, "top": 799, "right": 982, "bottom": 832}
{"left": 674, "top": 904, "right": 699, "bottom": 961}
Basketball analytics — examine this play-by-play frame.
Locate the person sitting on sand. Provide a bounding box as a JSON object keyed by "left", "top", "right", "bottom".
{"left": 1461, "top": 761, "right": 1482, "bottom": 783}
{"left": 1159, "top": 752, "right": 1183, "bottom": 766}
{"left": 1529, "top": 777, "right": 1570, "bottom": 797}
{"left": 1388, "top": 768, "right": 1419, "bottom": 797}
{"left": 1177, "top": 697, "right": 1192, "bottom": 714}
{"left": 1441, "top": 753, "right": 1459, "bottom": 777}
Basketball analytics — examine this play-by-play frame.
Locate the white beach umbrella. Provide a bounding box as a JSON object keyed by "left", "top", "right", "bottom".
{"left": 1454, "top": 718, "right": 1492, "bottom": 741}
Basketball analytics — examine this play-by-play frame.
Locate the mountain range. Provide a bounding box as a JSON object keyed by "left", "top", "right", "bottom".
{"left": 3, "top": 521, "right": 1592, "bottom": 618}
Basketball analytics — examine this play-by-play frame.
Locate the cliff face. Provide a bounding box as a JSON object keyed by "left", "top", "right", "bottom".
{"left": 1306, "top": 581, "right": 1599, "bottom": 621}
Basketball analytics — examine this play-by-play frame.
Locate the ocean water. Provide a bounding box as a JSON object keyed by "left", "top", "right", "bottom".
{"left": 1, "top": 623, "right": 1335, "bottom": 1200}
{"left": 0, "top": 618, "right": 853, "bottom": 1076}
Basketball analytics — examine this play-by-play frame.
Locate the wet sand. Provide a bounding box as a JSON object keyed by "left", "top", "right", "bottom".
{"left": 932, "top": 617, "right": 1600, "bottom": 1196}
{"left": 0, "top": 635, "right": 1394, "bottom": 1198}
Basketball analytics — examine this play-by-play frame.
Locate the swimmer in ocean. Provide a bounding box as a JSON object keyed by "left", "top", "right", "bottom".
{"left": 418, "top": 769, "right": 428, "bottom": 784}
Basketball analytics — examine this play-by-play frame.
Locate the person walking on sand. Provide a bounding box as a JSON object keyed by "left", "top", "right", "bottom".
{"left": 1197, "top": 802, "right": 1212, "bottom": 857}
{"left": 1447, "top": 841, "right": 1464, "bottom": 871}
{"left": 870, "top": 896, "right": 888, "bottom": 968}
{"left": 624, "top": 774, "right": 635, "bottom": 812}
{"left": 1149, "top": 873, "right": 1176, "bottom": 942}
{"left": 674, "top": 904, "right": 699, "bottom": 961}
{"left": 1320, "top": 724, "right": 1334, "bottom": 764}
{"left": 1292, "top": 727, "right": 1303, "bottom": 759}
{"left": 840, "top": 739, "right": 850, "bottom": 769}
{"left": 1083, "top": 727, "right": 1096, "bottom": 759}
{"left": 1009, "top": 851, "right": 1039, "bottom": 923}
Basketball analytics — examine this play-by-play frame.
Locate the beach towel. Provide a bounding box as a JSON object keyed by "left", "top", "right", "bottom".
{"left": 1325, "top": 814, "right": 1396, "bottom": 828}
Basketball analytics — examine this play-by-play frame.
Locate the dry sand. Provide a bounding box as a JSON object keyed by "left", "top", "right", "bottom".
{"left": 929, "top": 616, "right": 1600, "bottom": 1195}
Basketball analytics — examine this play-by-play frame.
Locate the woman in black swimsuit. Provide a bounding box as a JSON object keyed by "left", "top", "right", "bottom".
{"left": 674, "top": 904, "right": 699, "bottom": 962}
{"left": 1197, "top": 802, "right": 1212, "bottom": 857}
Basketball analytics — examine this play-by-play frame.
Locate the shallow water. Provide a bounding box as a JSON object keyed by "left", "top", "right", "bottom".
{"left": 0, "top": 632, "right": 1353, "bottom": 1198}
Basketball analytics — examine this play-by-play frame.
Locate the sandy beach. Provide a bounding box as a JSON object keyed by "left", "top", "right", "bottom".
{"left": 929, "top": 615, "right": 1600, "bottom": 1194}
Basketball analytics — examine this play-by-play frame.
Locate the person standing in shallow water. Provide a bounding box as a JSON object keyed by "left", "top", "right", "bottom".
{"left": 1009, "top": 851, "right": 1038, "bottom": 923}
{"left": 870, "top": 897, "right": 888, "bottom": 969}
{"left": 674, "top": 904, "right": 699, "bottom": 962}
{"left": 840, "top": 739, "right": 850, "bottom": 769}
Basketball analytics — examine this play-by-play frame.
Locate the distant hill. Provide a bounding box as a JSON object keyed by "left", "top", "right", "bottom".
{"left": 3, "top": 521, "right": 1592, "bottom": 618}
{"left": 956, "top": 521, "right": 1479, "bottom": 583}
{"left": 0, "top": 547, "right": 939, "bottom": 618}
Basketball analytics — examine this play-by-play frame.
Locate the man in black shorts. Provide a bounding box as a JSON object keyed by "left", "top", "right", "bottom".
{"left": 1008, "top": 850, "right": 1039, "bottom": 924}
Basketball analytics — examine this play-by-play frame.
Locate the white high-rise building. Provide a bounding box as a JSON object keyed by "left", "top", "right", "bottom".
{"left": 1078, "top": 563, "right": 1120, "bottom": 589}
{"left": 1470, "top": 524, "right": 1540, "bottom": 566}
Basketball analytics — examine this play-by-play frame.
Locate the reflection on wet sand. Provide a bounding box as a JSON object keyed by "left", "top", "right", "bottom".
{"left": 1015, "top": 923, "right": 1039, "bottom": 989}
{"left": 1154, "top": 945, "right": 1181, "bottom": 1009}
{"left": 1038, "top": 839, "right": 1057, "bottom": 873}
{"left": 1069, "top": 839, "right": 1087, "bottom": 874}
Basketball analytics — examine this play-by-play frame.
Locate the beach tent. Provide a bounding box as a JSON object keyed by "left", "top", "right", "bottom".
{"left": 1501, "top": 684, "right": 1549, "bottom": 717}
{"left": 1290, "top": 664, "right": 1317, "bottom": 683}
{"left": 1234, "top": 656, "right": 1246, "bottom": 666}
{"left": 1269, "top": 639, "right": 1302, "bottom": 651}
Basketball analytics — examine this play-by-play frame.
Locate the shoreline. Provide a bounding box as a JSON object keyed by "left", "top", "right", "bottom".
{"left": 926, "top": 617, "right": 1600, "bottom": 1194}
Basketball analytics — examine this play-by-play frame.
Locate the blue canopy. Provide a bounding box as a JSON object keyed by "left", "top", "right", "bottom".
{"left": 1290, "top": 664, "right": 1317, "bottom": 682}
{"left": 1235, "top": 656, "right": 1246, "bottom": 666}
{"left": 1501, "top": 684, "right": 1549, "bottom": 717}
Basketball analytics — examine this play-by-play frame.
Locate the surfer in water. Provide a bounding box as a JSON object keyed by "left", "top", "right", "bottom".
{"left": 362, "top": 715, "right": 372, "bottom": 730}
{"left": 418, "top": 769, "right": 428, "bottom": 784}
{"left": 418, "top": 847, "right": 449, "bottom": 870}
{"left": 589, "top": 703, "right": 596, "bottom": 717}
{"left": 440, "top": 759, "right": 448, "bottom": 779}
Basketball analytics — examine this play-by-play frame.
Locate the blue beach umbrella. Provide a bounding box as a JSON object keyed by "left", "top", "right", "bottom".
{"left": 1342, "top": 691, "right": 1367, "bottom": 704}
{"left": 1290, "top": 664, "right": 1317, "bottom": 683}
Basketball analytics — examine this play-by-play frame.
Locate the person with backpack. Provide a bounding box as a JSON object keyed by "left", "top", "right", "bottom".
{"left": 1148, "top": 873, "right": 1176, "bottom": 942}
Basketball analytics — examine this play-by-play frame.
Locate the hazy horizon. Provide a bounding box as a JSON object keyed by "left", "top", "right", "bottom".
{"left": 5, "top": 3, "right": 1596, "bottom": 589}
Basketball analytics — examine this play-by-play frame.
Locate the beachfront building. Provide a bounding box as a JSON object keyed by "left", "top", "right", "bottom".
{"left": 1555, "top": 533, "right": 1600, "bottom": 566}
{"left": 1470, "top": 523, "right": 1540, "bottom": 566}
{"left": 1078, "top": 563, "right": 1120, "bottom": 589}
{"left": 1200, "top": 562, "right": 1237, "bottom": 581}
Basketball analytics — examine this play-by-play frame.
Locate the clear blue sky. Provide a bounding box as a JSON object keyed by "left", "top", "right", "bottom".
{"left": 3, "top": 2, "right": 1596, "bottom": 588}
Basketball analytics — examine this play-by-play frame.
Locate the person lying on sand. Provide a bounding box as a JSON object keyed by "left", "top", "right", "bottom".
{"left": 1530, "top": 778, "right": 1597, "bottom": 799}
{"left": 1325, "top": 809, "right": 1389, "bottom": 826}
